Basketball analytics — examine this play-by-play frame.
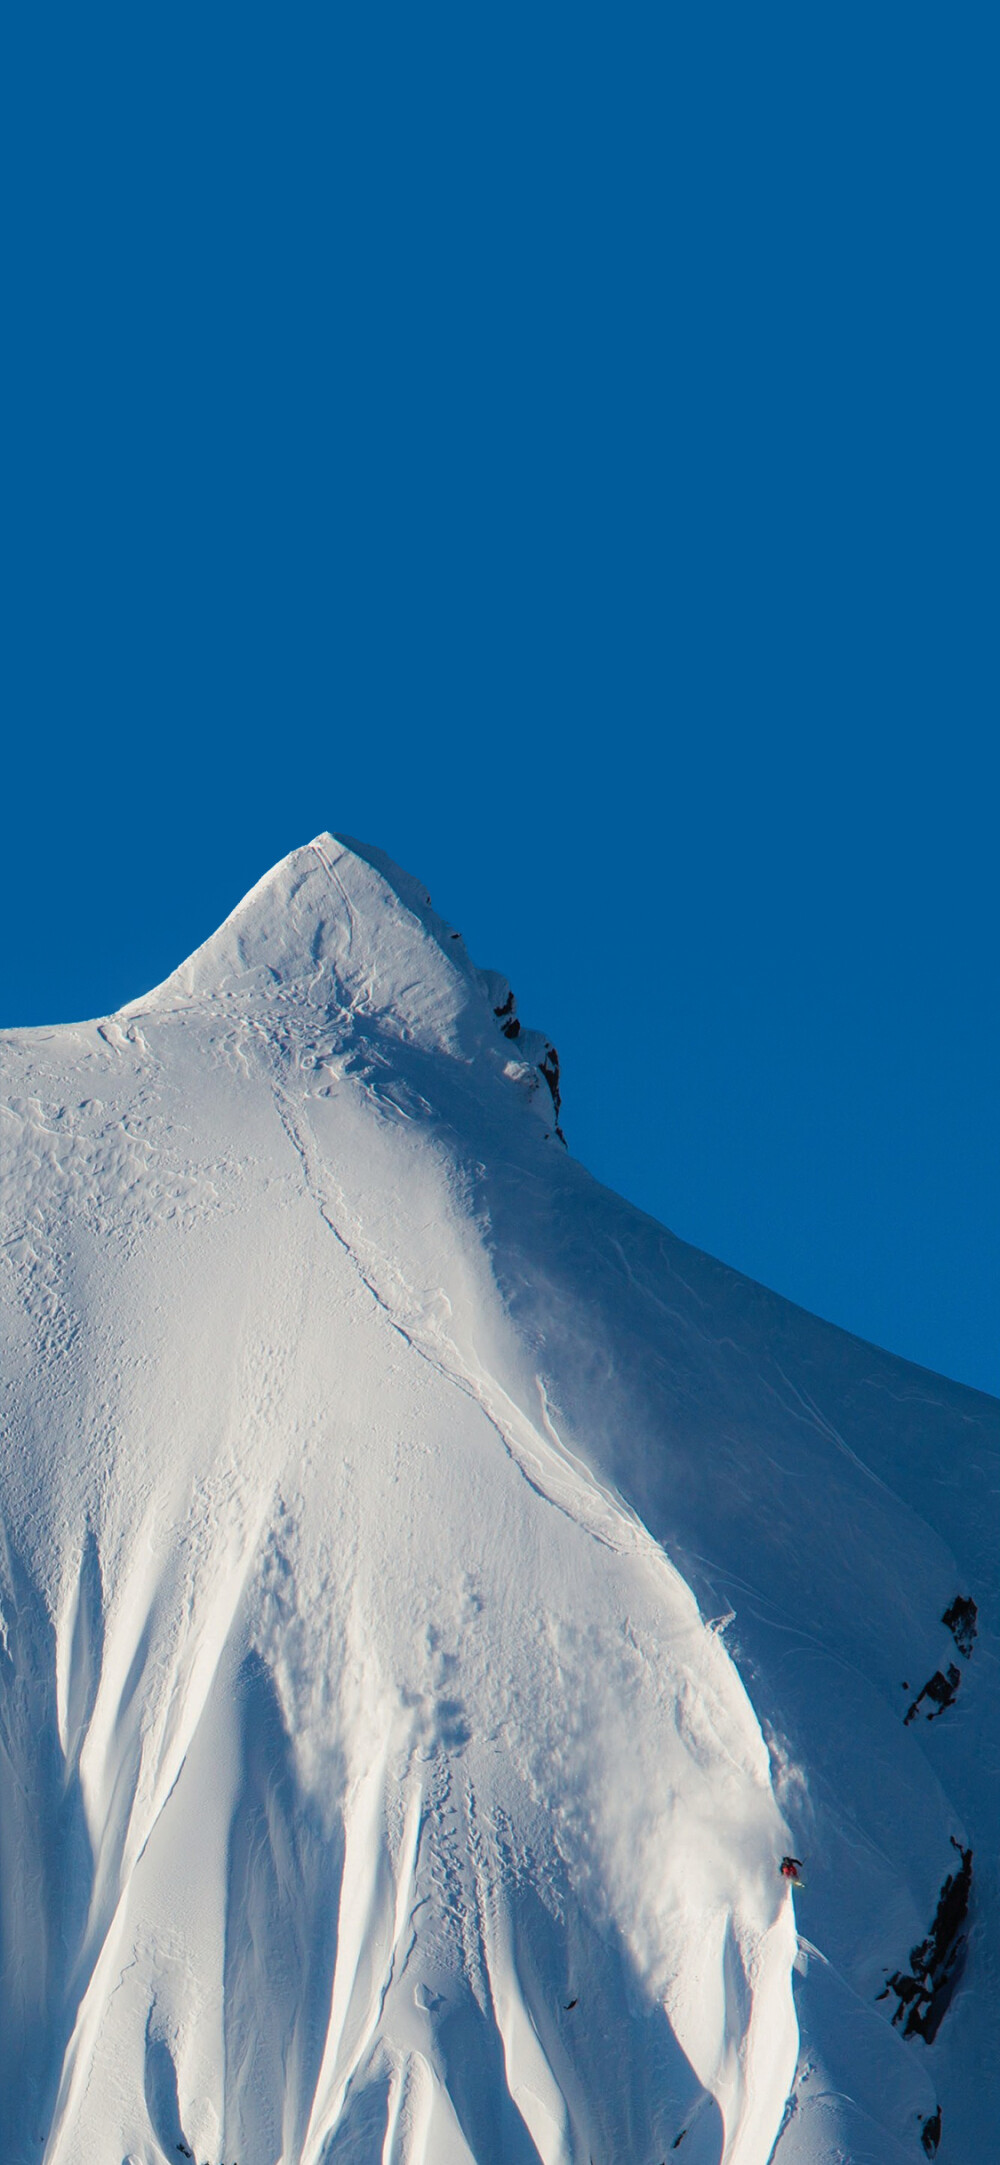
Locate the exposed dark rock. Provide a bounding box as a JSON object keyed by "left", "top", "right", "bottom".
{"left": 492, "top": 999, "right": 564, "bottom": 1135}
{"left": 877, "top": 1839, "right": 972, "bottom": 2041}
{"left": 920, "top": 2105, "right": 942, "bottom": 2156}
{"left": 942, "top": 1594, "right": 977, "bottom": 1659}
{"left": 881, "top": 1969, "right": 931, "bottom": 2022}
{"left": 539, "top": 1046, "right": 561, "bottom": 1119}
{"left": 493, "top": 989, "right": 522, "bottom": 1040}
{"left": 904, "top": 1664, "right": 960, "bottom": 1725}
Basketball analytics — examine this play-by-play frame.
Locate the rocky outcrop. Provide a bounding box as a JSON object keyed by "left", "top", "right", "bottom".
{"left": 904, "top": 1663, "right": 961, "bottom": 1725}
{"left": 879, "top": 1839, "right": 973, "bottom": 2042}
{"left": 942, "top": 1594, "right": 977, "bottom": 1659}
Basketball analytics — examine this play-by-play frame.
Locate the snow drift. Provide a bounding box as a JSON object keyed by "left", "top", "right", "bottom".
{"left": 0, "top": 834, "right": 995, "bottom": 2165}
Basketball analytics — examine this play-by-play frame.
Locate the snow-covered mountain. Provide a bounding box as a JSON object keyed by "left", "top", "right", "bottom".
{"left": 0, "top": 834, "right": 995, "bottom": 2165}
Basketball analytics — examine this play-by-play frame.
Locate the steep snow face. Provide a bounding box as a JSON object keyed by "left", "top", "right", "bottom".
{"left": 0, "top": 836, "right": 995, "bottom": 2165}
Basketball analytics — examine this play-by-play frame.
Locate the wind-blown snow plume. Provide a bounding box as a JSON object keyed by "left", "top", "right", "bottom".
{"left": 0, "top": 836, "right": 995, "bottom": 2165}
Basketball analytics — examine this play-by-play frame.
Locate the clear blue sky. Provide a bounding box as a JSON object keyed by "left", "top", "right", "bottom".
{"left": 2, "top": 7, "right": 996, "bottom": 1394}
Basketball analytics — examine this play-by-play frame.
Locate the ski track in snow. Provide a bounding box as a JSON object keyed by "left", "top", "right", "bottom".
{"left": 0, "top": 833, "right": 995, "bottom": 2165}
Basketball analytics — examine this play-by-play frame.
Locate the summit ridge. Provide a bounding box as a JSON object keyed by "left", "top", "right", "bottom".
{"left": 125, "top": 831, "right": 565, "bottom": 1138}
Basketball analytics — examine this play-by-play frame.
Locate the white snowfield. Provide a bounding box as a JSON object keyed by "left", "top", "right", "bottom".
{"left": 0, "top": 837, "right": 995, "bottom": 2165}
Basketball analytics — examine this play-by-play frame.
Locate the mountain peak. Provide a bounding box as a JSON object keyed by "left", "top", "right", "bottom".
{"left": 130, "top": 833, "right": 452, "bottom": 1005}
{"left": 126, "top": 831, "right": 564, "bottom": 1128}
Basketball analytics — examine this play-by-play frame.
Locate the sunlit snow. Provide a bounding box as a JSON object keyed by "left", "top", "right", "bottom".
{"left": 0, "top": 836, "right": 995, "bottom": 2165}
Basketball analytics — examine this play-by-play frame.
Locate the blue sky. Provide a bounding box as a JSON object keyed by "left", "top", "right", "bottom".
{"left": 2, "top": 6, "right": 996, "bottom": 1393}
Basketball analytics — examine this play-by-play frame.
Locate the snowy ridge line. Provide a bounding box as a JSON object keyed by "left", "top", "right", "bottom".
{"left": 270, "top": 1061, "right": 725, "bottom": 1611}
{"left": 262, "top": 1063, "right": 801, "bottom": 2164}
{"left": 309, "top": 835, "right": 358, "bottom": 960}
{"left": 268, "top": 1072, "right": 630, "bottom": 1561}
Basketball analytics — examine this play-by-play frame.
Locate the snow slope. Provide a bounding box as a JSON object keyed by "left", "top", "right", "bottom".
{"left": 0, "top": 834, "right": 995, "bottom": 2165}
